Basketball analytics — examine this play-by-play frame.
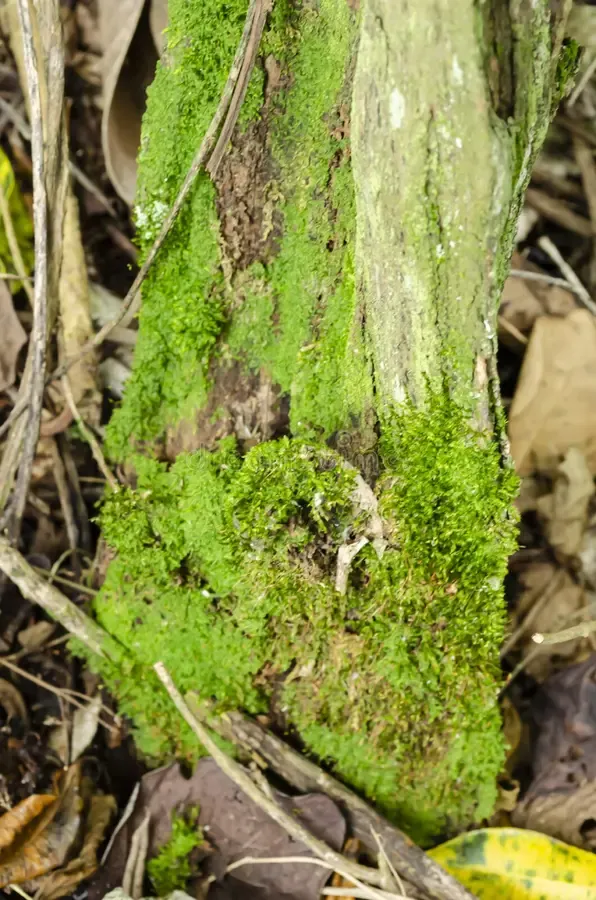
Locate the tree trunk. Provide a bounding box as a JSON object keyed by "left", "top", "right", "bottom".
{"left": 93, "top": 0, "right": 574, "bottom": 842}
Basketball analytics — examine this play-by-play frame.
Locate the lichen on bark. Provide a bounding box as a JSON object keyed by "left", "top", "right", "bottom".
{"left": 89, "top": 0, "right": 573, "bottom": 843}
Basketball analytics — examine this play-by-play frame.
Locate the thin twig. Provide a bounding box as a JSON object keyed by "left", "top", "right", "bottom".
{"left": 568, "top": 51, "right": 596, "bottom": 107}
{"left": 525, "top": 187, "right": 592, "bottom": 237}
{"left": 6, "top": 0, "right": 51, "bottom": 541}
{"left": 371, "top": 830, "right": 405, "bottom": 896}
{"left": 537, "top": 235, "right": 596, "bottom": 316}
{"left": 154, "top": 662, "right": 385, "bottom": 889}
{"left": 225, "top": 857, "right": 391, "bottom": 900}
{"left": 49, "top": 439, "right": 80, "bottom": 577}
{"left": 206, "top": 0, "right": 270, "bottom": 178}
{"left": 533, "top": 619, "right": 596, "bottom": 645}
{"left": 0, "top": 539, "right": 107, "bottom": 657}
{"left": 0, "top": 655, "right": 113, "bottom": 727}
{"left": 509, "top": 268, "right": 575, "bottom": 292}
{"left": 61, "top": 375, "right": 119, "bottom": 490}
{"left": 31, "top": 565, "right": 97, "bottom": 597}
{"left": 50, "top": 0, "right": 263, "bottom": 379}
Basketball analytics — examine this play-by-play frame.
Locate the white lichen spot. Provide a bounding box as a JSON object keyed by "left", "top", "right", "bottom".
{"left": 390, "top": 88, "right": 406, "bottom": 129}
{"left": 452, "top": 56, "right": 464, "bottom": 86}
{"left": 455, "top": 137, "right": 463, "bottom": 149}
{"left": 393, "top": 376, "right": 406, "bottom": 404}
{"left": 436, "top": 243, "right": 444, "bottom": 259}
{"left": 449, "top": 240, "right": 456, "bottom": 249}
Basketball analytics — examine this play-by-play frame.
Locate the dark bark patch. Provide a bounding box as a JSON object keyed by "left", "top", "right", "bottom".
{"left": 164, "top": 360, "right": 289, "bottom": 460}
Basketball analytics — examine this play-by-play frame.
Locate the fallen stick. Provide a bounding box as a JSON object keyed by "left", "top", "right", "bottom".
{"left": 0, "top": 539, "right": 108, "bottom": 657}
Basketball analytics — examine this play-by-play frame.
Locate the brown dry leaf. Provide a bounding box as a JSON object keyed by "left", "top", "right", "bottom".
{"left": 28, "top": 792, "right": 116, "bottom": 900}
{"left": 0, "top": 281, "right": 27, "bottom": 392}
{"left": 149, "top": 0, "right": 167, "bottom": 54}
{"left": 0, "top": 794, "right": 56, "bottom": 853}
{"left": 99, "top": 0, "right": 159, "bottom": 203}
{"left": 0, "top": 678, "right": 28, "bottom": 725}
{"left": 510, "top": 562, "right": 586, "bottom": 680}
{"left": 0, "top": 764, "right": 81, "bottom": 887}
{"left": 59, "top": 190, "right": 101, "bottom": 424}
{"left": 512, "top": 656, "right": 596, "bottom": 849}
{"left": 536, "top": 447, "right": 595, "bottom": 558}
{"left": 500, "top": 274, "right": 544, "bottom": 335}
{"left": 17, "top": 621, "right": 56, "bottom": 651}
{"left": 508, "top": 309, "right": 596, "bottom": 476}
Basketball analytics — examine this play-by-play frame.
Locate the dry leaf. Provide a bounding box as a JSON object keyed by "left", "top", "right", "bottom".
{"left": 70, "top": 695, "right": 102, "bottom": 762}
{"left": 0, "top": 765, "right": 82, "bottom": 887}
{"left": 501, "top": 276, "right": 544, "bottom": 335}
{"left": 28, "top": 793, "right": 116, "bottom": 900}
{"left": 48, "top": 721, "right": 70, "bottom": 767}
{"left": 98, "top": 0, "right": 158, "bottom": 203}
{"left": 508, "top": 310, "right": 596, "bottom": 476}
{"left": 0, "top": 678, "right": 28, "bottom": 724}
{"left": 59, "top": 190, "right": 101, "bottom": 424}
{"left": 0, "top": 794, "right": 57, "bottom": 853}
{"left": 512, "top": 657, "right": 596, "bottom": 849}
{"left": 536, "top": 448, "right": 595, "bottom": 558}
{"left": 90, "top": 760, "right": 345, "bottom": 900}
{"left": 17, "top": 620, "right": 56, "bottom": 651}
{"left": 0, "top": 281, "right": 27, "bottom": 392}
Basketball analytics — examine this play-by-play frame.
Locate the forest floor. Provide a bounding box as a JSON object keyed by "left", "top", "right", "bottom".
{"left": 1, "top": 2, "right": 596, "bottom": 900}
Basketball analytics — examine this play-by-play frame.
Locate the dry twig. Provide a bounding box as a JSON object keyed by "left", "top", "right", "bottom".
{"left": 0, "top": 539, "right": 107, "bottom": 656}
{"left": 537, "top": 235, "right": 596, "bottom": 315}
{"left": 201, "top": 706, "right": 473, "bottom": 900}
{"left": 61, "top": 375, "right": 119, "bottom": 490}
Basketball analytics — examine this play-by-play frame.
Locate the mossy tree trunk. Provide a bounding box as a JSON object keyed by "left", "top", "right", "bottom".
{"left": 94, "top": 0, "right": 574, "bottom": 842}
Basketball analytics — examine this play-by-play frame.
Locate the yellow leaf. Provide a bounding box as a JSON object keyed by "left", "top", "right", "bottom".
{"left": 0, "top": 147, "right": 34, "bottom": 285}
{"left": 428, "top": 827, "right": 596, "bottom": 899}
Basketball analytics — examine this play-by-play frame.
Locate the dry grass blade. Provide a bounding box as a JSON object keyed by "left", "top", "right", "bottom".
{"left": 61, "top": 376, "right": 118, "bottom": 490}
{"left": 225, "top": 857, "right": 396, "bottom": 900}
{"left": 50, "top": 0, "right": 266, "bottom": 379}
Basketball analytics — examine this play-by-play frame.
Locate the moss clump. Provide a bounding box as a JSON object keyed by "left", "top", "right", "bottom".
{"left": 91, "top": 396, "right": 517, "bottom": 843}
{"left": 147, "top": 810, "right": 203, "bottom": 896}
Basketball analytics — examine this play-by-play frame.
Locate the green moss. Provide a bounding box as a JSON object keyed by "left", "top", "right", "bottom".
{"left": 106, "top": 0, "right": 251, "bottom": 458}
{"left": 107, "top": 0, "right": 373, "bottom": 457}
{"left": 91, "top": 395, "right": 517, "bottom": 843}
{"left": 147, "top": 809, "right": 203, "bottom": 895}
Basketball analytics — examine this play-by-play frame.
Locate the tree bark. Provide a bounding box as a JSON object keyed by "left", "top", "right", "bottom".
{"left": 92, "top": 0, "right": 575, "bottom": 843}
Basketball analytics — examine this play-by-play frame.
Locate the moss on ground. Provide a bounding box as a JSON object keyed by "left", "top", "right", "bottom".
{"left": 92, "top": 397, "right": 517, "bottom": 843}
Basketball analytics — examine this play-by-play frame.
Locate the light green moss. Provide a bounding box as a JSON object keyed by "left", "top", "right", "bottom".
{"left": 147, "top": 810, "right": 203, "bottom": 896}
{"left": 91, "top": 397, "right": 517, "bottom": 843}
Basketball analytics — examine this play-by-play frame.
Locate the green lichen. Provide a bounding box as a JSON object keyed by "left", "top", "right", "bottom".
{"left": 90, "top": 396, "right": 517, "bottom": 843}
{"left": 147, "top": 809, "right": 203, "bottom": 896}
